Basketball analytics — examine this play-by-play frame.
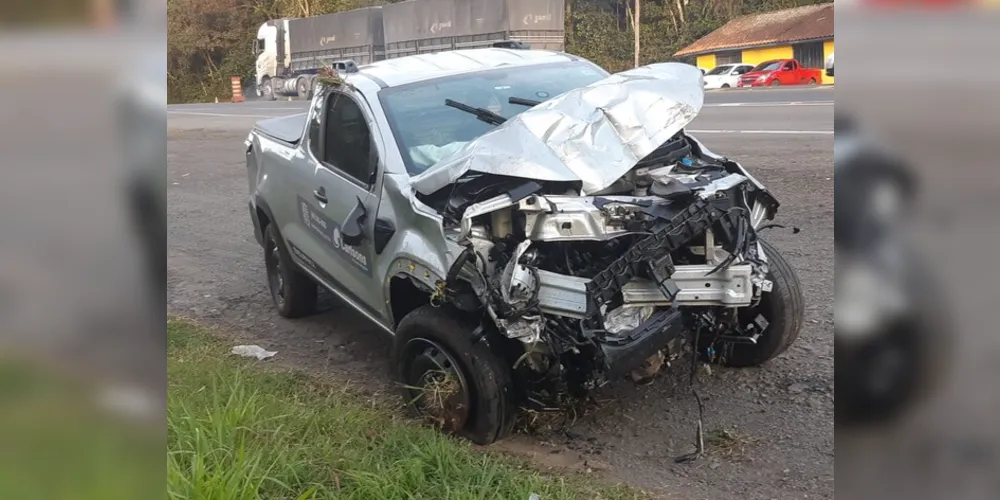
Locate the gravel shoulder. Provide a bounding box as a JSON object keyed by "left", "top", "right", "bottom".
{"left": 167, "top": 123, "right": 833, "bottom": 499}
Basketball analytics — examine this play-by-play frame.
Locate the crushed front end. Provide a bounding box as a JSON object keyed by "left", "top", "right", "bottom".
{"left": 427, "top": 132, "right": 780, "bottom": 399}
{"left": 408, "top": 62, "right": 792, "bottom": 403}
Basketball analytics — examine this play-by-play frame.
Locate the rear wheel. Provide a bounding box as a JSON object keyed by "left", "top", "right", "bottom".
{"left": 296, "top": 77, "right": 312, "bottom": 100}
{"left": 809, "top": 78, "right": 818, "bottom": 85}
{"left": 721, "top": 83, "right": 731, "bottom": 89}
{"left": 263, "top": 224, "right": 317, "bottom": 318}
{"left": 394, "top": 305, "right": 517, "bottom": 445}
{"left": 701, "top": 238, "right": 804, "bottom": 367}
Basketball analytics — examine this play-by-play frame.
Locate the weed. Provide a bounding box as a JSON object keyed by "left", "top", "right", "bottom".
{"left": 168, "top": 317, "right": 648, "bottom": 500}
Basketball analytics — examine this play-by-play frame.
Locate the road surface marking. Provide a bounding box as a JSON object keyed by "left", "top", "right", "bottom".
{"left": 688, "top": 129, "right": 833, "bottom": 135}
{"left": 168, "top": 111, "right": 284, "bottom": 118}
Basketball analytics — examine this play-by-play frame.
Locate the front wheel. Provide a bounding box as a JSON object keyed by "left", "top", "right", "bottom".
{"left": 701, "top": 238, "right": 805, "bottom": 367}
{"left": 835, "top": 260, "right": 951, "bottom": 426}
{"left": 259, "top": 78, "right": 276, "bottom": 101}
{"left": 721, "top": 83, "right": 731, "bottom": 89}
{"left": 393, "top": 305, "right": 517, "bottom": 445}
{"left": 769, "top": 79, "right": 781, "bottom": 87}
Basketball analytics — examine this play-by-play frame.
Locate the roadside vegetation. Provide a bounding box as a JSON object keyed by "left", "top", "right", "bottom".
{"left": 167, "top": 317, "right": 647, "bottom": 500}
{"left": 167, "top": 0, "right": 829, "bottom": 103}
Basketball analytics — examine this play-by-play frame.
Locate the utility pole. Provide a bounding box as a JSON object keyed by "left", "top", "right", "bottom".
{"left": 633, "top": 0, "right": 641, "bottom": 68}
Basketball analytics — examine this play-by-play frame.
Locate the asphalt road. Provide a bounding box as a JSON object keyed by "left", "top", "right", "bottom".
{"left": 168, "top": 86, "right": 832, "bottom": 499}
{"left": 168, "top": 85, "right": 833, "bottom": 134}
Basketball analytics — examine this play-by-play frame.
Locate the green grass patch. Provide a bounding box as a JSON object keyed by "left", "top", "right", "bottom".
{"left": 168, "top": 318, "right": 647, "bottom": 500}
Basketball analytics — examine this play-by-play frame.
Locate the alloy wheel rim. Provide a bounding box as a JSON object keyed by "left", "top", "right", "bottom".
{"left": 267, "top": 237, "right": 285, "bottom": 306}
{"left": 401, "top": 338, "right": 471, "bottom": 432}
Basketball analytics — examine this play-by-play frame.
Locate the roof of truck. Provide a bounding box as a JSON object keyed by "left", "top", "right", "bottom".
{"left": 352, "top": 48, "right": 579, "bottom": 88}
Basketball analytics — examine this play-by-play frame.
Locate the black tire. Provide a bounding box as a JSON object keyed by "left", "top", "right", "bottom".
{"left": 393, "top": 305, "right": 517, "bottom": 445}
{"left": 808, "top": 78, "right": 818, "bottom": 85}
{"left": 263, "top": 224, "right": 317, "bottom": 318}
{"left": 769, "top": 79, "right": 781, "bottom": 87}
{"left": 296, "top": 77, "right": 311, "bottom": 100}
{"left": 835, "top": 259, "right": 951, "bottom": 427}
{"left": 260, "top": 78, "right": 276, "bottom": 101}
{"left": 721, "top": 83, "right": 731, "bottom": 89}
{"left": 702, "top": 238, "right": 804, "bottom": 367}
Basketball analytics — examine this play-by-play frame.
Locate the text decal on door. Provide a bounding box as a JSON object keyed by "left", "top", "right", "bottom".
{"left": 298, "top": 196, "right": 372, "bottom": 276}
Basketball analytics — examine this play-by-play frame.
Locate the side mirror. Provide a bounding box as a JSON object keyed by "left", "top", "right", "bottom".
{"left": 341, "top": 196, "right": 367, "bottom": 246}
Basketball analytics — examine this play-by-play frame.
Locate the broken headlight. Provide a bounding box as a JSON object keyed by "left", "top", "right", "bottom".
{"left": 603, "top": 305, "right": 657, "bottom": 335}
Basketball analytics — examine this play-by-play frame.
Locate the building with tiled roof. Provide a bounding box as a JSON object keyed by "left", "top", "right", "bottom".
{"left": 674, "top": 3, "right": 834, "bottom": 84}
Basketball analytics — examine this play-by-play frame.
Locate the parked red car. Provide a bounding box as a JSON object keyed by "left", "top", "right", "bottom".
{"left": 738, "top": 59, "right": 823, "bottom": 87}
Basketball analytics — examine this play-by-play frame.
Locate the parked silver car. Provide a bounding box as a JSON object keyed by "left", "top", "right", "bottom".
{"left": 244, "top": 49, "right": 804, "bottom": 444}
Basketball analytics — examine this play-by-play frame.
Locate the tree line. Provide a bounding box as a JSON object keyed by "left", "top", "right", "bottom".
{"left": 167, "top": 0, "right": 825, "bottom": 104}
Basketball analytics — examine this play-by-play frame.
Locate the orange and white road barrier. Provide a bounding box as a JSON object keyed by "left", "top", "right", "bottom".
{"left": 231, "top": 77, "right": 245, "bottom": 103}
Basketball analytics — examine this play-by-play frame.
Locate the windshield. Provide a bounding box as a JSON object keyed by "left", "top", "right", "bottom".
{"left": 378, "top": 60, "right": 609, "bottom": 175}
{"left": 751, "top": 60, "right": 782, "bottom": 72}
{"left": 706, "top": 65, "right": 733, "bottom": 76}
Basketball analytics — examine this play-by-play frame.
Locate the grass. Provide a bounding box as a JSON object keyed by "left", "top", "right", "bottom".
{"left": 705, "top": 429, "right": 760, "bottom": 461}
{"left": 167, "top": 318, "right": 648, "bottom": 500}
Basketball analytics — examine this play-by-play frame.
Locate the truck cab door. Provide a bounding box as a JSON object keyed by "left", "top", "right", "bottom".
{"left": 300, "top": 89, "right": 385, "bottom": 317}
{"left": 781, "top": 61, "right": 797, "bottom": 84}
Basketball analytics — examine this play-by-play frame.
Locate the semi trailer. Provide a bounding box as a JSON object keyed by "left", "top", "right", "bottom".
{"left": 382, "top": 0, "right": 564, "bottom": 59}
{"left": 252, "top": 0, "right": 565, "bottom": 100}
{"left": 253, "top": 6, "right": 383, "bottom": 100}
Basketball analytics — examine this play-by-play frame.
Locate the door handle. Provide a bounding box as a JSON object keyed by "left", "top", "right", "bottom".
{"left": 313, "top": 187, "right": 328, "bottom": 204}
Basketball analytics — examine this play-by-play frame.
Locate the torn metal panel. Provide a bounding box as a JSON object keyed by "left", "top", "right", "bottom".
{"left": 627, "top": 265, "right": 754, "bottom": 307}
{"left": 517, "top": 195, "right": 649, "bottom": 242}
{"left": 534, "top": 270, "right": 590, "bottom": 318}
{"left": 410, "top": 62, "right": 705, "bottom": 196}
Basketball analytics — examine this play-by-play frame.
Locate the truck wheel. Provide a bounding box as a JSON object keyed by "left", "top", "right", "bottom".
{"left": 809, "top": 78, "right": 818, "bottom": 85}
{"left": 769, "top": 79, "right": 780, "bottom": 87}
{"left": 260, "top": 78, "right": 276, "bottom": 101}
{"left": 394, "top": 305, "right": 517, "bottom": 445}
{"left": 263, "top": 224, "right": 317, "bottom": 318}
{"left": 296, "top": 77, "right": 312, "bottom": 100}
{"left": 701, "top": 238, "right": 804, "bottom": 367}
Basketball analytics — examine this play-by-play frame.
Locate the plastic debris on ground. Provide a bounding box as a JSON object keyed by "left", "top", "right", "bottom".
{"left": 230, "top": 345, "right": 277, "bottom": 360}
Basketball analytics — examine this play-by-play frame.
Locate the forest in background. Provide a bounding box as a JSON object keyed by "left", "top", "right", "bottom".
{"left": 167, "top": 0, "right": 827, "bottom": 104}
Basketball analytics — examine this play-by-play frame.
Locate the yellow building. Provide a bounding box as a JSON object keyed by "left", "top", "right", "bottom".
{"left": 674, "top": 3, "right": 834, "bottom": 85}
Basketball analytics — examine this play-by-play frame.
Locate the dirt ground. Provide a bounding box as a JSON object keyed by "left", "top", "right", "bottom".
{"left": 168, "top": 123, "right": 832, "bottom": 499}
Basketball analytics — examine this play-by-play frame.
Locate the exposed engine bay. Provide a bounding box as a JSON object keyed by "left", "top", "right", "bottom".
{"left": 420, "top": 129, "right": 781, "bottom": 399}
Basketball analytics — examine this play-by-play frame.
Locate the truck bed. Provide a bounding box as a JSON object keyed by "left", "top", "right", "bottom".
{"left": 254, "top": 113, "right": 308, "bottom": 145}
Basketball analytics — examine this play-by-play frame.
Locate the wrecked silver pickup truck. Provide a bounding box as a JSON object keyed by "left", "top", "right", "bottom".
{"left": 245, "top": 49, "right": 804, "bottom": 444}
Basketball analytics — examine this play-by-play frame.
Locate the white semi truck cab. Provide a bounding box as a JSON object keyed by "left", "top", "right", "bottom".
{"left": 253, "top": 9, "right": 378, "bottom": 101}
{"left": 253, "top": 19, "right": 285, "bottom": 98}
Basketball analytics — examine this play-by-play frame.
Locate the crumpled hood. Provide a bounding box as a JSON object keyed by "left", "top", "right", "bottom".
{"left": 410, "top": 62, "right": 705, "bottom": 196}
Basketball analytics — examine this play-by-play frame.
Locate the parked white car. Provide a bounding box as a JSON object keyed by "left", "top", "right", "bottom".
{"left": 703, "top": 63, "right": 754, "bottom": 89}
{"left": 825, "top": 52, "right": 834, "bottom": 77}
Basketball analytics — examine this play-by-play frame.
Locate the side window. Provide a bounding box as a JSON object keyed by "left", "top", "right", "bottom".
{"left": 783, "top": 62, "right": 795, "bottom": 71}
{"left": 307, "top": 97, "right": 323, "bottom": 159}
{"left": 322, "top": 93, "right": 376, "bottom": 186}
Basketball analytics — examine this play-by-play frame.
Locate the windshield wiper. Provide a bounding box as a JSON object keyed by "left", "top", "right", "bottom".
{"left": 508, "top": 96, "right": 541, "bottom": 107}
{"left": 444, "top": 99, "right": 506, "bottom": 126}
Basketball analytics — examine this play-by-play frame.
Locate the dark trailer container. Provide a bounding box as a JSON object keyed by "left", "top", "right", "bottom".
{"left": 383, "top": 0, "right": 565, "bottom": 59}
{"left": 287, "top": 6, "right": 385, "bottom": 69}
